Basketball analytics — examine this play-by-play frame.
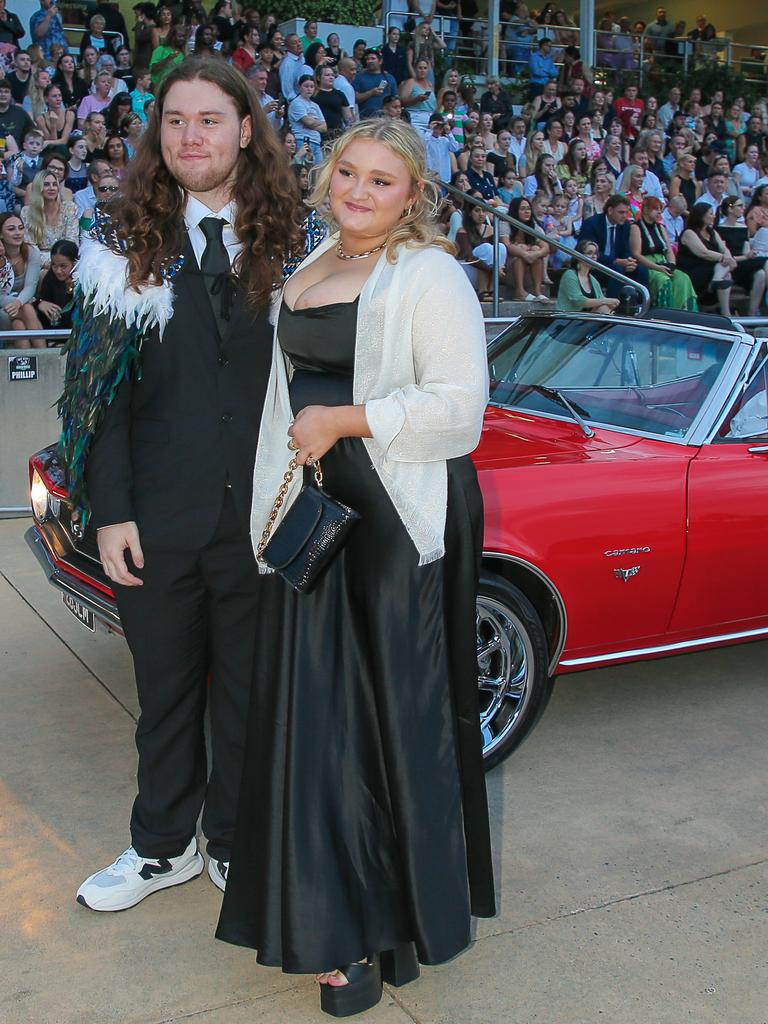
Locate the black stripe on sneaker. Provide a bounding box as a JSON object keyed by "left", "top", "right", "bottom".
{"left": 138, "top": 858, "right": 173, "bottom": 880}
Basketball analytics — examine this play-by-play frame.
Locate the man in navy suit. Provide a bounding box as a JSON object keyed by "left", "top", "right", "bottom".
{"left": 579, "top": 194, "right": 649, "bottom": 298}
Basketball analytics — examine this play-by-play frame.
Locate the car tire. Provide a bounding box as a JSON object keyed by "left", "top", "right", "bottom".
{"left": 477, "top": 572, "right": 555, "bottom": 770}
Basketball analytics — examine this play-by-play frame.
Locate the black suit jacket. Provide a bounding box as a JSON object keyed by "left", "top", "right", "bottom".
{"left": 578, "top": 213, "right": 649, "bottom": 295}
{"left": 579, "top": 213, "right": 632, "bottom": 260}
{"left": 85, "top": 238, "right": 273, "bottom": 550}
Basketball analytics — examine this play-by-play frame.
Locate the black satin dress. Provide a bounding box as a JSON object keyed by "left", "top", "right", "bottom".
{"left": 216, "top": 298, "right": 495, "bottom": 974}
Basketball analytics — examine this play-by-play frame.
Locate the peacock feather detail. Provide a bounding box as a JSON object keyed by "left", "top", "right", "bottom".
{"left": 57, "top": 239, "right": 178, "bottom": 526}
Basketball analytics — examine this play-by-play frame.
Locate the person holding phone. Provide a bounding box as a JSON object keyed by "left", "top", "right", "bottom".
{"left": 288, "top": 74, "right": 326, "bottom": 164}
{"left": 399, "top": 58, "right": 436, "bottom": 135}
{"left": 246, "top": 65, "right": 282, "bottom": 131}
{"left": 29, "top": 0, "right": 67, "bottom": 61}
{"left": 353, "top": 48, "right": 397, "bottom": 118}
{"left": 0, "top": 0, "right": 25, "bottom": 49}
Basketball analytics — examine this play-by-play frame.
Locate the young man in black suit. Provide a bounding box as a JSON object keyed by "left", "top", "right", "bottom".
{"left": 69, "top": 58, "right": 301, "bottom": 911}
{"left": 578, "top": 194, "right": 649, "bottom": 298}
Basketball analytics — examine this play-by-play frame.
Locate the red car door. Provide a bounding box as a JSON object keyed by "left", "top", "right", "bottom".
{"left": 670, "top": 367, "right": 768, "bottom": 634}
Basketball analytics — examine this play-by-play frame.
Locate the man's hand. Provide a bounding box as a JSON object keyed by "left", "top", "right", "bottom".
{"left": 97, "top": 521, "right": 145, "bottom": 587}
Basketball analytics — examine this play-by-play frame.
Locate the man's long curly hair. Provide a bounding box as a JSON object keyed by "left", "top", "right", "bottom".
{"left": 112, "top": 57, "right": 302, "bottom": 308}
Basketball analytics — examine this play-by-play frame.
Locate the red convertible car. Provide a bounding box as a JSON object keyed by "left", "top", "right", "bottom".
{"left": 26, "top": 308, "right": 768, "bottom": 767}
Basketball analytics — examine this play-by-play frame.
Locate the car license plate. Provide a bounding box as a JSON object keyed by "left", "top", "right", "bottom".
{"left": 62, "top": 592, "right": 96, "bottom": 632}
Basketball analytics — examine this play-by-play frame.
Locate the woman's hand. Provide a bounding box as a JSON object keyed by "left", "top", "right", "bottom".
{"left": 5, "top": 298, "right": 21, "bottom": 318}
{"left": 38, "top": 300, "right": 61, "bottom": 321}
{"left": 288, "top": 406, "right": 342, "bottom": 466}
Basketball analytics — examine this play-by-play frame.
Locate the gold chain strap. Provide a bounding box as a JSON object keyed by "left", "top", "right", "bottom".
{"left": 256, "top": 456, "right": 323, "bottom": 560}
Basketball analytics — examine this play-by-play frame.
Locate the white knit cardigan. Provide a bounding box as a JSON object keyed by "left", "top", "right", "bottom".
{"left": 250, "top": 233, "right": 489, "bottom": 568}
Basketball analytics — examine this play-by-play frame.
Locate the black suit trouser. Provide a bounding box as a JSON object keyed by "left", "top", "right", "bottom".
{"left": 113, "top": 489, "right": 264, "bottom": 861}
{"left": 600, "top": 259, "right": 650, "bottom": 299}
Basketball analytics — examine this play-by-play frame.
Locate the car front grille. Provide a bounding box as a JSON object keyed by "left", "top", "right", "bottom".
{"left": 74, "top": 523, "right": 101, "bottom": 563}
{"left": 43, "top": 502, "right": 110, "bottom": 590}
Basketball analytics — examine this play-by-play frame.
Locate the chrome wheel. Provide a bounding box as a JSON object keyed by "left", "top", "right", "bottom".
{"left": 477, "top": 595, "right": 534, "bottom": 762}
{"left": 476, "top": 572, "right": 554, "bottom": 768}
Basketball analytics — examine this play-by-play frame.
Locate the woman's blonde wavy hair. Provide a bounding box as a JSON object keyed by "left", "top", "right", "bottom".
{"left": 308, "top": 119, "right": 454, "bottom": 261}
{"left": 24, "top": 170, "right": 62, "bottom": 247}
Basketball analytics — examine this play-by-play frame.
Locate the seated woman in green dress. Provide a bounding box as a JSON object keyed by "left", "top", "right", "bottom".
{"left": 629, "top": 196, "right": 698, "bottom": 310}
{"left": 555, "top": 239, "right": 620, "bottom": 313}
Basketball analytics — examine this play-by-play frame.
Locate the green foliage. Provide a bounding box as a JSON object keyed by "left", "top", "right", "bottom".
{"left": 264, "top": 0, "right": 377, "bottom": 27}
{"left": 652, "top": 63, "right": 760, "bottom": 106}
{"left": 597, "top": 61, "right": 761, "bottom": 106}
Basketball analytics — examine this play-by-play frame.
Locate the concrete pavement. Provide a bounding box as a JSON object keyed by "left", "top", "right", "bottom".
{"left": 1, "top": 515, "right": 767, "bottom": 1024}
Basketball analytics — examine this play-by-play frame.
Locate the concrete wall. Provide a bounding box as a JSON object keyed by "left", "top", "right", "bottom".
{"left": 0, "top": 347, "right": 64, "bottom": 511}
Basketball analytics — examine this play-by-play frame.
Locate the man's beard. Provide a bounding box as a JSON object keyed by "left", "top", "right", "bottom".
{"left": 169, "top": 158, "right": 238, "bottom": 196}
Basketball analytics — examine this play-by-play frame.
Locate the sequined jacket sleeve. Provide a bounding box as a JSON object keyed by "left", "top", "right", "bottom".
{"left": 364, "top": 250, "right": 489, "bottom": 462}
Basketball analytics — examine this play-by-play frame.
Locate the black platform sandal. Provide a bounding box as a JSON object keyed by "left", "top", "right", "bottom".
{"left": 380, "top": 943, "right": 420, "bottom": 988}
{"left": 319, "top": 958, "right": 382, "bottom": 1018}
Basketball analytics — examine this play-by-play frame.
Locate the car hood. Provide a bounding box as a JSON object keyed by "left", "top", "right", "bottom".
{"left": 473, "top": 406, "right": 644, "bottom": 470}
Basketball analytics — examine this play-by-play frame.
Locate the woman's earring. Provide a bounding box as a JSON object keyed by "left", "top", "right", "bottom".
{"left": 403, "top": 204, "right": 414, "bottom": 218}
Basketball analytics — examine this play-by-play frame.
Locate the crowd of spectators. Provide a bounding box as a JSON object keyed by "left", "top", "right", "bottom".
{"left": 0, "top": 0, "right": 766, "bottom": 346}
{"left": 429, "top": 70, "right": 768, "bottom": 313}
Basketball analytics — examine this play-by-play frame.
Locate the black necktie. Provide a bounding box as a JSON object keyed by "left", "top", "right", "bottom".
{"left": 608, "top": 224, "right": 616, "bottom": 258}
{"left": 199, "top": 216, "right": 231, "bottom": 335}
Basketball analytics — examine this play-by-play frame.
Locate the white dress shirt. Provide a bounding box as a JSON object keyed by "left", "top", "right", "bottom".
{"left": 508, "top": 134, "right": 526, "bottom": 172}
{"left": 641, "top": 170, "right": 664, "bottom": 200}
{"left": 657, "top": 101, "right": 678, "bottom": 130}
{"left": 258, "top": 91, "right": 282, "bottom": 130}
{"left": 334, "top": 75, "right": 357, "bottom": 120}
{"left": 278, "top": 51, "right": 303, "bottom": 102}
{"left": 695, "top": 190, "right": 722, "bottom": 211}
{"left": 75, "top": 183, "right": 95, "bottom": 217}
{"left": 183, "top": 194, "right": 241, "bottom": 269}
{"left": 661, "top": 208, "right": 684, "bottom": 242}
{"left": 424, "top": 132, "right": 460, "bottom": 183}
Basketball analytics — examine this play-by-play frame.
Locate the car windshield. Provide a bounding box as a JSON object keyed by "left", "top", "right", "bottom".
{"left": 488, "top": 317, "right": 734, "bottom": 439}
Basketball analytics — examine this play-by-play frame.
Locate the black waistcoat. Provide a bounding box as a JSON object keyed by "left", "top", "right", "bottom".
{"left": 124, "top": 239, "right": 272, "bottom": 550}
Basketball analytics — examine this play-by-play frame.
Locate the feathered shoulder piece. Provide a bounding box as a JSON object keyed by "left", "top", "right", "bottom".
{"left": 58, "top": 210, "right": 181, "bottom": 525}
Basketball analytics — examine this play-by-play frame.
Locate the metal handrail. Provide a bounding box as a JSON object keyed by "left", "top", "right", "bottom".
{"left": 732, "top": 318, "right": 768, "bottom": 328}
{"left": 442, "top": 181, "right": 651, "bottom": 318}
{"left": 0, "top": 329, "right": 68, "bottom": 348}
{"left": 379, "top": 16, "right": 768, "bottom": 87}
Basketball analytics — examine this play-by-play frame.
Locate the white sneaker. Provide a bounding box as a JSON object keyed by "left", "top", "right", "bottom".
{"left": 208, "top": 857, "right": 228, "bottom": 892}
{"left": 76, "top": 838, "right": 204, "bottom": 912}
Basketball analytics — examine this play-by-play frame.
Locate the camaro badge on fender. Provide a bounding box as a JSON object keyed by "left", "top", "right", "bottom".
{"left": 614, "top": 566, "right": 640, "bottom": 582}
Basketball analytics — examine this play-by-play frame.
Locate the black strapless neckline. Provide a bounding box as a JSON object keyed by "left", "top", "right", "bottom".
{"left": 282, "top": 297, "right": 360, "bottom": 315}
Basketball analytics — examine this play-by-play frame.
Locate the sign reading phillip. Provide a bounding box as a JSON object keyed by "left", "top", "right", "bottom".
{"left": 8, "top": 355, "right": 38, "bottom": 382}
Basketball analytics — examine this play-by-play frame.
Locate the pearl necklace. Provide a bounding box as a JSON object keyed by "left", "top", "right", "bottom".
{"left": 336, "top": 240, "right": 387, "bottom": 260}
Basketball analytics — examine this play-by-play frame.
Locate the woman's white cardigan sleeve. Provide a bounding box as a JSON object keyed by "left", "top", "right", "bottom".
{"left": 364, "top": 253, "right": 489, "bottom": 463}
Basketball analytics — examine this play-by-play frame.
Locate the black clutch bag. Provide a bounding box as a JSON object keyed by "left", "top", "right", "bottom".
{"left": 256, "top": 457, "right": 360, "bottom": 594}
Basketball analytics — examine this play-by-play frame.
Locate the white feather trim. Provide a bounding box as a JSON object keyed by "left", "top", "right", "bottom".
{"left": 75, "top": 239, "right": 175, "bottom": 337}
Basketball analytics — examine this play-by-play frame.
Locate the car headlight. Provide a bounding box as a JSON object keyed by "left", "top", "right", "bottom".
{"left": 30, "top": 469, "right": 50, "bottom": 521}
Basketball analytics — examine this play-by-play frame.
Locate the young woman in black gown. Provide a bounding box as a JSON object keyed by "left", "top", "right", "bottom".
{"left": 216, "top": 119, "right": 495, "bottom": 1017}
